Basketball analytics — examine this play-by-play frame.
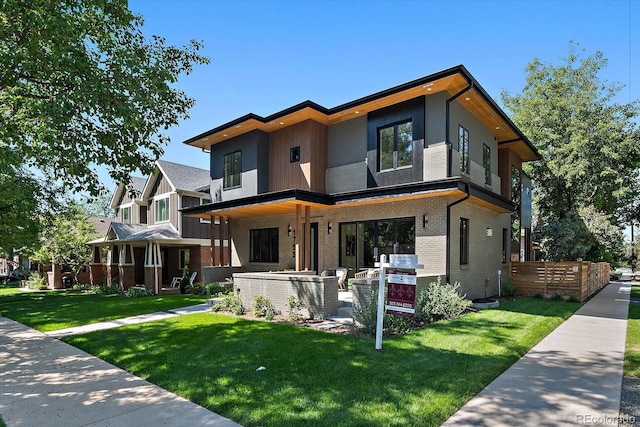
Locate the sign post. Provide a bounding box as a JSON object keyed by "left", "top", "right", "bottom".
{"left": 374, "top": 254, "right": 423, "bottom": 350}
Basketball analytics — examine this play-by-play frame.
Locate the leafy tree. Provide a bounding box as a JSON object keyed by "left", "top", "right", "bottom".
{"left": 30, "top": 203, "right": 97, "bottom": 284}
{"left": 502, "top": 43, "right": 640, "bottom": 261}
{"left": 0, "top": 0, "right": 209, "bottom": 197}
{"left": 83, "top": 193, "right": 116, "bottom": 218}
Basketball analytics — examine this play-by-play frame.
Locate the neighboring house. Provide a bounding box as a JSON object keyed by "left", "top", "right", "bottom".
{"left": 88, "top": 160, "right": 212, "bottom": 293}
{"left": 181, "top": 65, "right": 539, "bottom": 300}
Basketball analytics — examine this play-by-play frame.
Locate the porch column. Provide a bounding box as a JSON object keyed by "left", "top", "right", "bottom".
{"left": 218, "top": 216, "right": 224, "bottom": 267}
{"left": 295, "top": 204, "right": 302, "bottom": 271}
{"left": 227, "top": 217, "right": 232, "bottom": 267}
{"left": 304, "top": 205, "right": 311, "bottom": 271}
{"left": 209, "top": 215, "right": 215, "bottom": 266}
{"left": 144, "top": 241, "right": 162, "bottom": 295}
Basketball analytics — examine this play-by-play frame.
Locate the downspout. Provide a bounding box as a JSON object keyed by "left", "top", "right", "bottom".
{"left": 446, "top": 183, "right": 470, "bottom": 284}
{"left": 446, "top": 80, "right": 473, "bottom": 177}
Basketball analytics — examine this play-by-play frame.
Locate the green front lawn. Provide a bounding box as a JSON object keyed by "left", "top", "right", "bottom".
{"left": 65, "top": 298, "right": 579, "bottom": 427}
{"left": 0, "top": 290, "right": 206, "bottom": 332}
{"left": 624, "top": 285, "right": 640, "bottom": 376}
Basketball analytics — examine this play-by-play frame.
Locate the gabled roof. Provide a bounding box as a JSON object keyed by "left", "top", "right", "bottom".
{"left": 157, "top": 160, "right": 211, "bottom": 192}
{"left": 184, "top": 64, "right": 539, "bottom": 162}
{"left": 141, "top": 160, "right": 211, "bottom": 199}
{"left": 88, "top": 222, "right": 182, "bottom": 245}
{"left": 109, "top": 176, "right": 148, "bottom": 209}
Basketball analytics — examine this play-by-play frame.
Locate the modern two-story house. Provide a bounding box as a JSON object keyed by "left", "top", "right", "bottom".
{"left": 88, "top": 160, "right": 213, "bottom": 293}
{"left": 181, "top": 65, "right": 538, "bottom": 299}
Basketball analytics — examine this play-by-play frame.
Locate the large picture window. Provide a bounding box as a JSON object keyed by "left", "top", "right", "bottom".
{"left": 458, "top": 125, "right": 470, "bottom": 174}
{"left": 223, "top": 150, "right": 242, "bottom": 189}
{"left": 460, "top": 218, "right": 469, "bottom": 265}
{"left": 378, "top": 120, "right": 413, "bottom": 171}
{"left": 250, "top": 228, "right": 279, "bottom": 263}
{"left": 339, "top": 217, "right": 415, "bottom": 270}
{"left": 155, "top": 197, "right": 168, "bottom": 222}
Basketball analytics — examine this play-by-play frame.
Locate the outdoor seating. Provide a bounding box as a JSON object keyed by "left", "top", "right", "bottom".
{"left": 336, "top": 267, "right": 347, "bottom": 290}
{"left": 354, "top": 268, "right": 379, "bottom": 279}
{"left": 170, "top": 271, "right": 197, "bottom": 288}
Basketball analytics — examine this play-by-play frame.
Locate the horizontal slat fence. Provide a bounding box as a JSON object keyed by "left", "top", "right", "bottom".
{"left": 509, "top": 261, "right": 610, "bottom": 302}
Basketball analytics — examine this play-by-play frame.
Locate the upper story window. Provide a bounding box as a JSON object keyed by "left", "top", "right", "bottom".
{"left": 223, "top": 150, "right": 242, "bottom": 189}
{"left": 121, "top": 206, "right": 131, "bottom": 223}
{"left": 458, "top": 125, "right": 470, "bottom": 174}
{"left": 155, "top": 197, "right": 169, "bottom": 223}
{"left": 290, "top": 146, "right": 300, "bottom": 163}
{"left": 378, "top": 120, "right": 413, "bottom": 171}
{"left": 483, "top": 143, "right": 492, "bottom": 185}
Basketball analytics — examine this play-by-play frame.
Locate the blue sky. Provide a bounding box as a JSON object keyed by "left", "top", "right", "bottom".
{"left": 104, "top": 0, "right": 638, "bottom": 189}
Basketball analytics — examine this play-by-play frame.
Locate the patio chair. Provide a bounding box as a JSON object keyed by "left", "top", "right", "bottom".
{"left": 170, "top": 271, "right": 197, "bottom": 288}
{"left": 336, "top": 267, "right": 347, "bottom": 290}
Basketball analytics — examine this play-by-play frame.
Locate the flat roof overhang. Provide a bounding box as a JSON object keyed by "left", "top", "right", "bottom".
{"left": 181, "top": 178, "right": 515, "bottom": 220}
{"left": 183, "top": 65, "right": 539, "bottom": 162}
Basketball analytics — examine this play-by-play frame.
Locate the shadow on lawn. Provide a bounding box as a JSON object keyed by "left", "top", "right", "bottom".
{"left": 64, "top": 307, "right": 565, "bottom": 427}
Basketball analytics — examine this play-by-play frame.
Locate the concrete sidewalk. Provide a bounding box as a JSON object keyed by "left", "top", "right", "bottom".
{"left": 0, "top": 312, "right": 241, "bottom": 426}
{"left": 45, "top": 303, "right": 211, "bottom": 339}
{"left": 442, "top": 281, "right": 630, "bottom": 427}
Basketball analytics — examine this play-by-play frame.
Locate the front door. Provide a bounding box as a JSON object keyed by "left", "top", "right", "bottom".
{"left": 303, "top": 222, "right": 319, "bottom": 273}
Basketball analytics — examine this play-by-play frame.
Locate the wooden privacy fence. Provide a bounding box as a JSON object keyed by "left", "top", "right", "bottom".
{"left": 509, "top": 261, "right": 610, "bottom": 302}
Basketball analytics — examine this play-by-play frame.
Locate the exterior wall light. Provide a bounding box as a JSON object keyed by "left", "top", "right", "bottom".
{"left": 423, "top": 214, "right": 428, "bottom": 228}
{"left": 328, "top": 222, "right": 333, "bottom": 234}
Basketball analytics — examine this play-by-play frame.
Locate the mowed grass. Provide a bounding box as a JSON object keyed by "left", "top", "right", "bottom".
{"left": 65, "top": 298, "right": 579, "bottom": 427}
{"left": 0, "top": 289, "right": 206, "bottom": 332}
{"left": 624, "top": 285, "right": 640, "bottom": 377}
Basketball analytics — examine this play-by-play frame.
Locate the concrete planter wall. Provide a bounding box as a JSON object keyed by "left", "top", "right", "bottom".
{"left": 233, "top": 272, "right": 339, "bottom": 318}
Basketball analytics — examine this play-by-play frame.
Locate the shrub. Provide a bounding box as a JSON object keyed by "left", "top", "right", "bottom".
{"left": 567, "top": 295, "right": 581, "bottom": 303}
{"left": 212, "top": 293, "right": 245, "bottom": 315}
{"left": 253, "top": 295, "right": 276, "bottom": 320}
{"left": 71, "top": 283, "right": 90, "bottom": 292}
{"left": 414, "top": 279, "right": 472, "bottom": 324}
{"left": 91, "top": 284, "right": 119, "bottom": 295}
{"left": 25, "top": 272, "right": 47, "bottom": 290}
{"left": 501, "top": 281, "right": 517, "bottom": 298}
{"left": 286, "top": 296, "right": 306, "bottom": 321}
{"left": 124, "top": 287, "right": 154, "bottom": 298}
{"left": 206, "top": 282, "right": 233, "bottom": 296}
{"left": 186, "top": 282, "right": 206, "bottom": 295}
{"left": 353, "top": 288, "right": 388, "bottom": 336}
{"left": 549, "top": 293, "right": 564, "bottom": 301}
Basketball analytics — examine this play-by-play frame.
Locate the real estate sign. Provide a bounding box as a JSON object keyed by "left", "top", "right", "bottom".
{"left": 386, "top": 268, "right": 417, "bottom": 317}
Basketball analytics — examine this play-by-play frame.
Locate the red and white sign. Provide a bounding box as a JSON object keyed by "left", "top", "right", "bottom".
{"left": 386, "top": 268, "right": 417, "bottom": 317}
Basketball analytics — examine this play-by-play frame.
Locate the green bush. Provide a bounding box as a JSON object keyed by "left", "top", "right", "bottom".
{"left": 91, "top": 284, "right": 119, "bottom": 295}
{"left": 286, "top": 296, "right": 306, "bottom": 321}
{"left": 549, "top": 293, "right": 564, "bottom": 301}
{"left": 206, "top": 282, "right": 233, "bottom": 296}
{"left": 253, "top": 295, "right": 276, "bottom": 320}
{"left": 124, "top": 287, "right": 154, "bottom": 298}
{"left": 71, "top": 283, "right": 90, "bottom": 292}
{"left": 212, "top": 293, "right": 245, "bottom": 315}
{"left": 501, "top": 281, "right": 517, "bottom": 298}
{"left": 186, "top": 282, "right": 206, "bottom": 295}
{"left": 414, "top": 279, "right": 472, "bottom": 324}
{"left": 25, "top": 272, "right": 47, "bottom": 290}
{"left": 353, "top": 288, "right": 386, "bottom": 337}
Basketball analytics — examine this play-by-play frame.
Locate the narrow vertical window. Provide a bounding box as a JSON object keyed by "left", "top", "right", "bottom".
{"left": 378, "top": 120, "right": 413, "bottom": 171}
{"left": 223, "top": 150, "right": 242, "bottom": 189}
{"left": 502, "top": 228, "right": 508, "bottom": 264}
{"left": 483, "top": 143, "right": 492, "bottom": 185}
{"left": 458, "top": 125, "right": 469, "bottom": 174}
{"left": 122, "top": 206, "right": 131, "bottom": 223}
{"left": 460, "top": 218, "right": 469, "bottom": 265}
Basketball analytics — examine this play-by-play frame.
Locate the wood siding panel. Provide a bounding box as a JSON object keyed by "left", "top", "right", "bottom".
{"left": 182, "top": 196, "right": 210, "bottom": 239}
{"left": 268, "top": 119, "right": 327, "bottom": 193}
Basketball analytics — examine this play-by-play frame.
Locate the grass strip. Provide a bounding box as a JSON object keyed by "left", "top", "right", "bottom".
{"left": 0, "top": 290, "right": 206, "bottom": 332}
{"left": 65, "top": 297, "right": 578, "bottom": 427}
{"left": 624, "top": 285, "right": 640, "bottom": 377}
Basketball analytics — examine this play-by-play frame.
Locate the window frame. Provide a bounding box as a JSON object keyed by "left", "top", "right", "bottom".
{"left": 460, "top": 218, "right": 469, "bottom": 266}
{"left": 249, "top": 227, "right": 279, "bottom": 263}
{"left": 377, "top": 119, "right": 413, "bottom": 172}
{"left": 458, "top": 125, "right": 470, "bottom": 174}
{"left": 290, "top": 146, "right": 301, "bottom": 163}
{"left": 223, "top": 150, "right": 242, "bottom": 190}
{"left": 155, "top": 197, "right": 169, "bottom": 223}
{"left": 121, "top": 206, "right": 131, "bottom": 223}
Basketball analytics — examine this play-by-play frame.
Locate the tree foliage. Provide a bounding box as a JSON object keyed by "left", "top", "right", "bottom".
{"left": 0, "top": 0, "right": 209, "bottom": 196}
{"left": 502, "top": 43, "right": 640, "bottom": 261}
{"left": 30, "top": 203, "right": 97, "bottom": 283}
